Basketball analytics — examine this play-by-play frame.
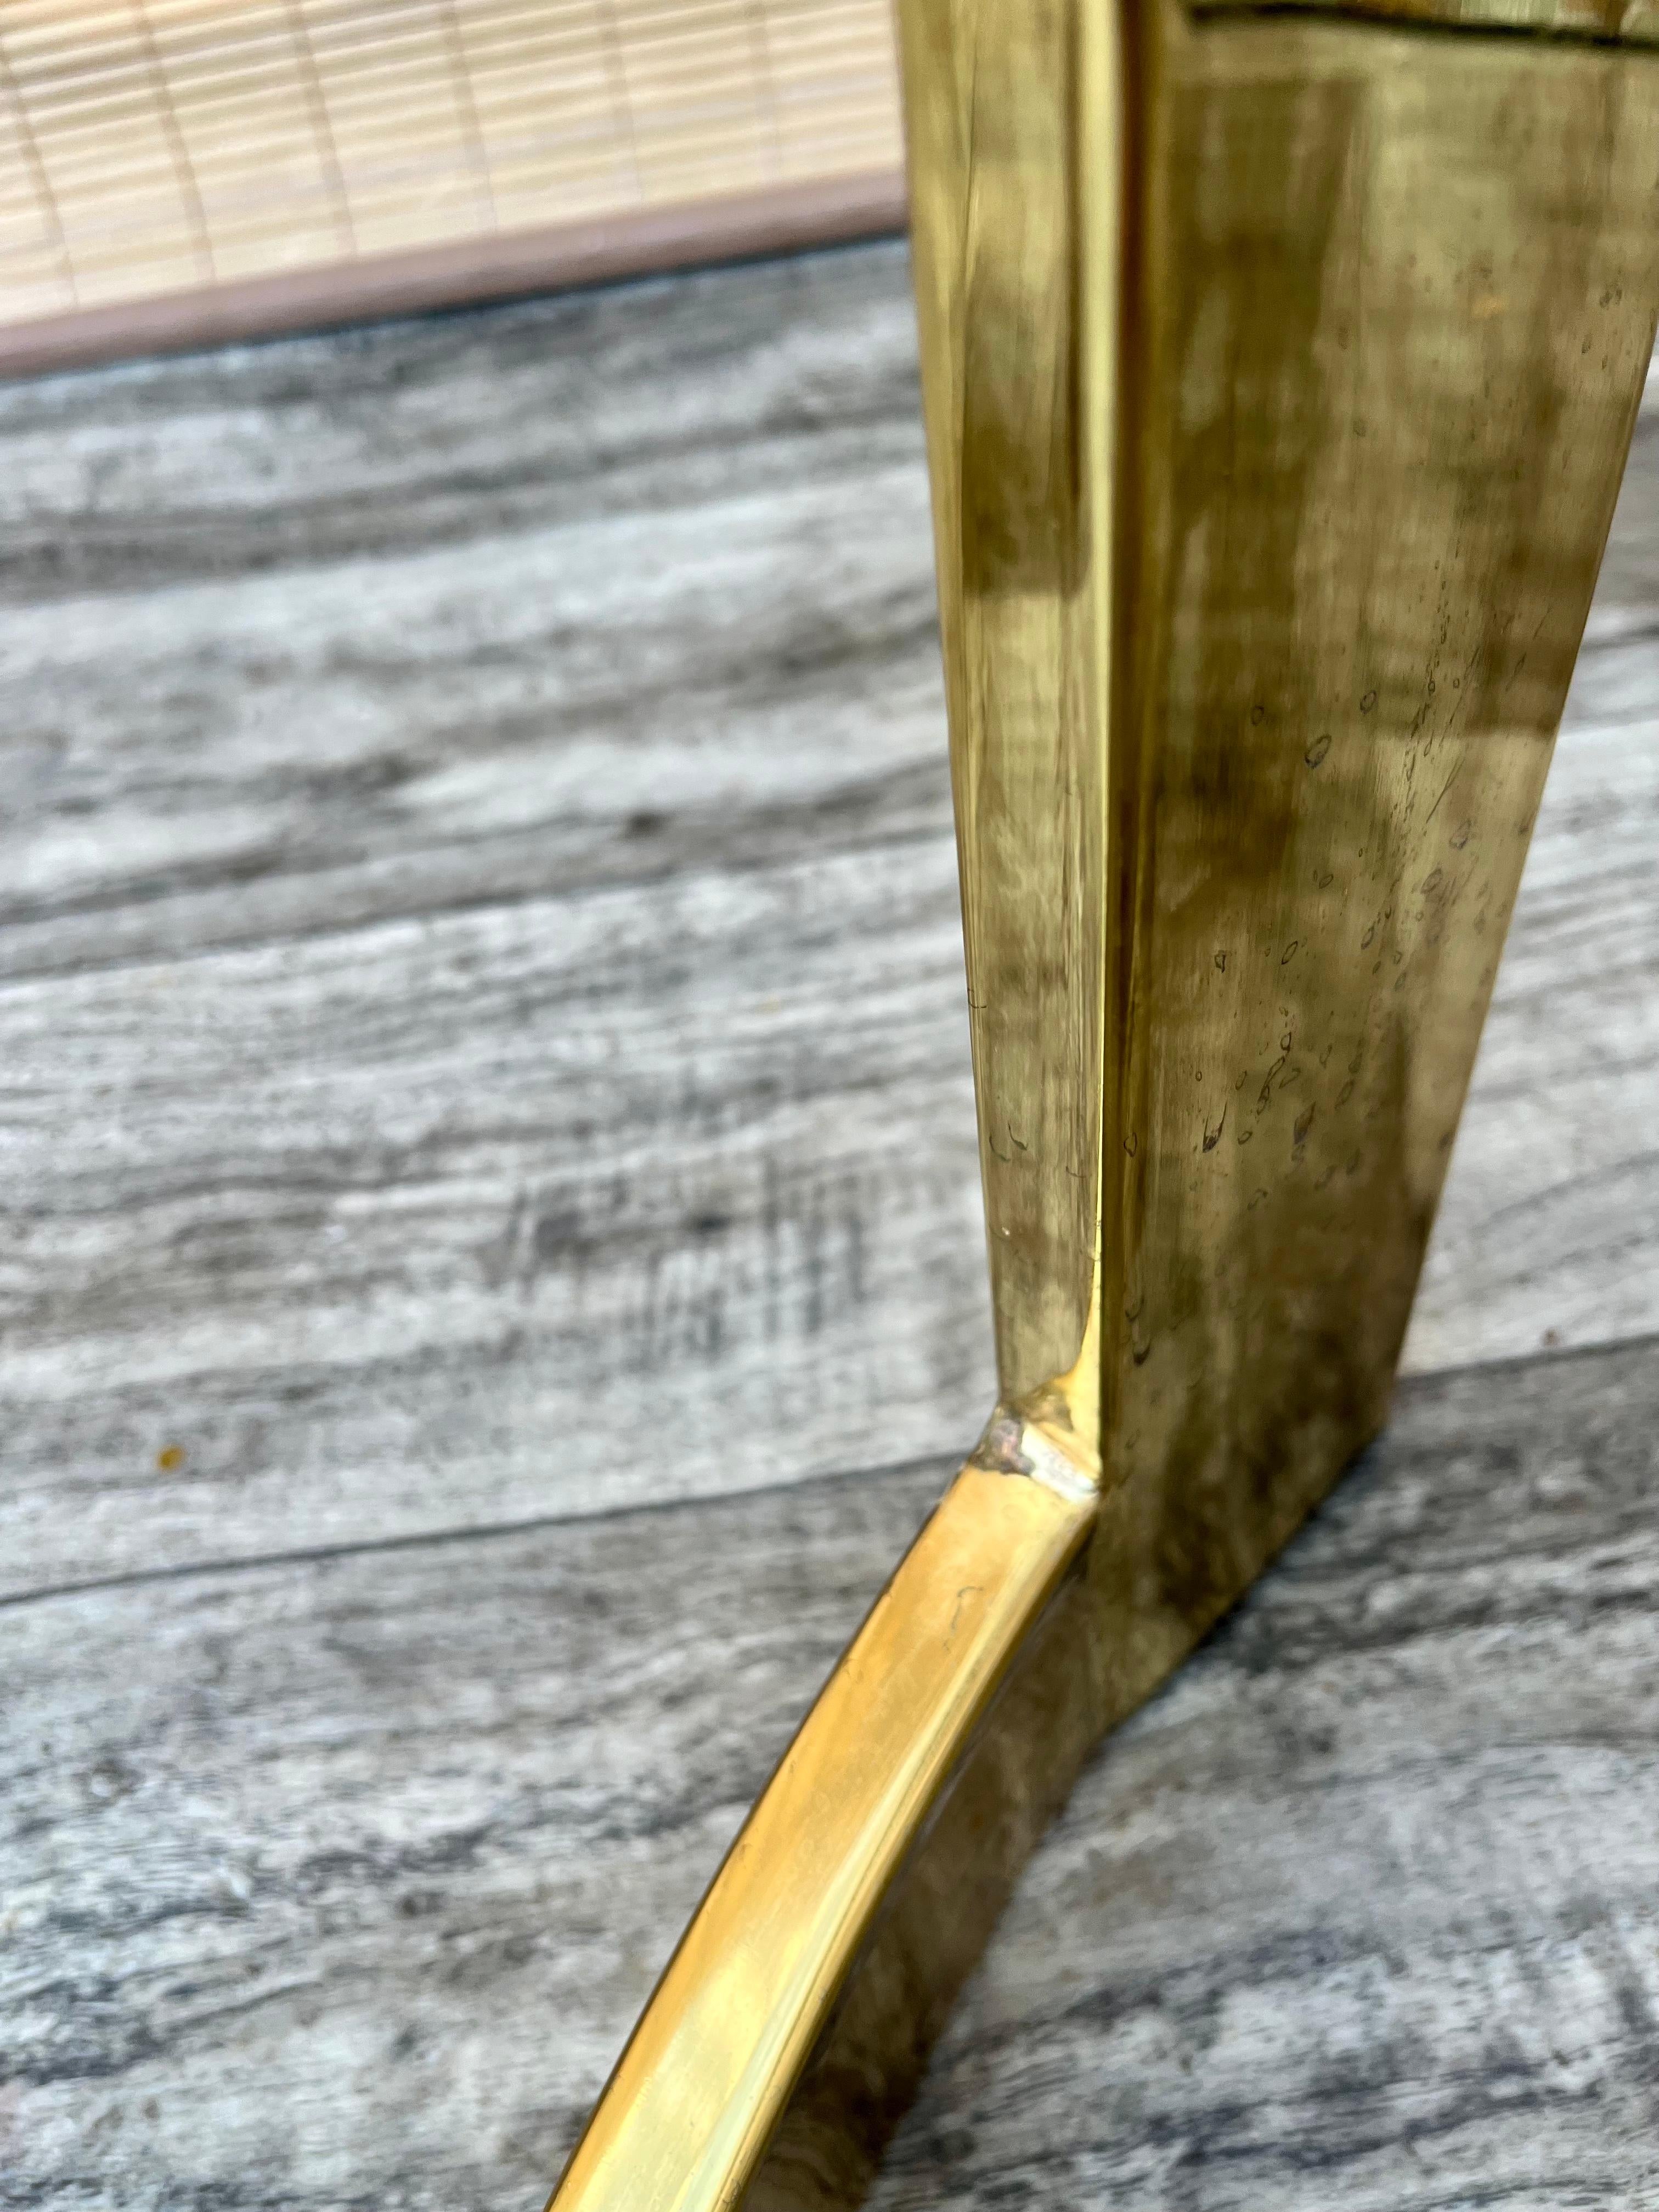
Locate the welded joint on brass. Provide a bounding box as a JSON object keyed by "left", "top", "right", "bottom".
{"left": 969, "top": 1405, "right": 1102, "bottom": 1506}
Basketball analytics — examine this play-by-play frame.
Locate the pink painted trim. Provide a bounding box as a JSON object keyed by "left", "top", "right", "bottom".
{"left": 0, "top": 168, "right": 909, "bottom": 380}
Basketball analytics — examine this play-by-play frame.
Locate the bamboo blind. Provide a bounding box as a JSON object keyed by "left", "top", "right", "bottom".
{"left": 0, "top": 1, "right": 905, "bottom": 365}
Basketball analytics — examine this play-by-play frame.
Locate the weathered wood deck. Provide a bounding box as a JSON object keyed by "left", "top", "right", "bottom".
{"left": 2, "top": 242, "right": 1655, "bottom": 2209}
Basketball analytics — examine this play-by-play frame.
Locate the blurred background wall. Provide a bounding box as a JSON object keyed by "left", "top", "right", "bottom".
{"left": 0, "top": 0, "right": 906, "bottom": 373}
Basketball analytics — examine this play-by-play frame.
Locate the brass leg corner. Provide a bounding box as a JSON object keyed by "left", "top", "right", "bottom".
{"left": 546, "top": 0, "right": 1659, "bottom": 2202}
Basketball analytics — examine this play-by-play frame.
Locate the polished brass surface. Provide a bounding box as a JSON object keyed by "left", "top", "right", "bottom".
{"left": 909, "top": 0, "right": 1659, "bottom": 1706}
{"left": 547, "top": 3, "right": 1659, "bottom": 2205}
{"left": 547, "top": 1432, "right": 1097, "bottom": 2211}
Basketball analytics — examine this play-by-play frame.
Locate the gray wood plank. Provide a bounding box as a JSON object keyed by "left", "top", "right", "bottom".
{"left": 0, "top": 250, "right": 943, "bottom": 981}
{"left": 0, "top": 251, "right": 988, "bottom": 1601}
{"left": 3, "top": 1336, "right": 1654, "bottom": 2210}
{"left": 2, "top": 249, "right": 1657, "bottom": 1596}
{"left": 0, "top": 844, "right": 992, "bottom": 1599}
{"left": 3, "top": 242, "right": 1657, "bottom": 2212}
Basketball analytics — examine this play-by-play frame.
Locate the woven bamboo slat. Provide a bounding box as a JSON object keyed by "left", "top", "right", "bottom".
{"left": 0, "top": 0, "right": 906, "bottom": 370}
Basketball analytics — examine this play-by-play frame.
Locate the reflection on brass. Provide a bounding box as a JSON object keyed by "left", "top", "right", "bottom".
{"left": 546, "top": 2, "right": 1659, "bottom": 2205}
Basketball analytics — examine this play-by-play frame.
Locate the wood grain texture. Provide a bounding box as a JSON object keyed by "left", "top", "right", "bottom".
{"left": 1, "top": 241, "right": 1657, "bottom": 2208}
{"left": 2, "top": 247, "right": 1657, "bottom": 1599}
{"left": 0, "top": 250, "right": 989, "bottom": 1599}
{"left": 4, "top": 1340, "right": 1656, "bottom": 2210}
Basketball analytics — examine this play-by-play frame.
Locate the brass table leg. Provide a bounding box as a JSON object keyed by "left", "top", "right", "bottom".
{"left": 548, "top": 2, "right": 1659, "bottom": 2203}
